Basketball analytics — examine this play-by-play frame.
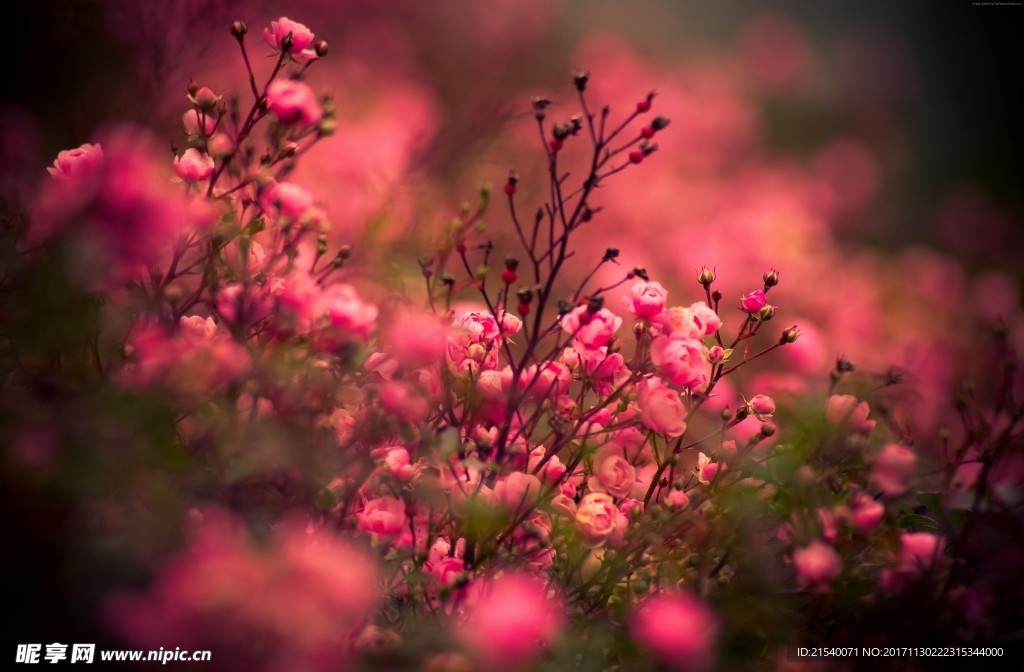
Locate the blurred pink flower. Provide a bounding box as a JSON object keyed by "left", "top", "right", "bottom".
{"left": 173, "top": 148, "right": 214, "bottom": 182}
{"left": 630, "top": 591, "right": 718, "bottom": 672}
{"left": 630, "top": 280, "right": 668, "bottom": 319}
{"left": 457, "top": 573, "right": 563, "bottom": 669}
{"left": 266, "top": 79, "right": 322, "bottom": 126}
{"left": 263, "top": 16, "right": 315, "bottom": 54}
{"left": 637, "top": 377, "right": 687, "bottom": 437}
{"left": 47, "top": 142, "right": 104, "bottom": 181}
{"left": 872, "top": 443, "right": 917, "bottom": 497}
{"left": 826, "top": 395, "right": 876, "bottom": 432}
{"left": 793, "top": 540, "right": 842, "bottom": 587}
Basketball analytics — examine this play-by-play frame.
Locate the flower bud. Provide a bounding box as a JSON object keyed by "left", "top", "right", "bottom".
{"left": 587, "top": 295, "right": 604, "bottom": 314}
{"left": 516, "top": 288, "right": 533, "bottom": 304}
{"left": 708, "top": 345, "right": 725, "bottom": 363}
{"left": 603, "top": 248, "right": 620, "bottom": 262}
{"left": 532, "top": 97, "right": 551, "bottom": 120}
{"left": 504, "top": 255, "right": 520, "bottom": 271}
{"left": 187, "top": 79, "right": 199, "bottom": 97}
{"left": 553, "top": 123, "right": 572, "bottom": 141}
{"left": 697, "top": 266, "right": 716, "bottom": 288}
{"left": 230, "top": 20, "right": 248, "bottom": 38}
{"left": 651, "top": 115, "right": 671, "bottom": 131}
{"left": 758, "top": 304, "right": 776, "bottom": 321}
{"left": 573, "top": 71, "right": 590, "bottom": 92}
{"left": 763, "top": 268, "right": 780, "bottom": 289}
{"left": 314, "top": 40, "right": 329, "bottom": 57}
{"left": 633, "top": 267, "right": 649, "bottom": 281}
{"left": 711, "top": 290, "right": 723, "bottom": 303}
{"left": 721, "top": 408, "right": 733, "bottom": 422}
{"left": 780, "top": 326, "right": 799, "bottom": 344}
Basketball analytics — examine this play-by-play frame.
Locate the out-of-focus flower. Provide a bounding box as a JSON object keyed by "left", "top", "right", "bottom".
{"left": 357, "top": 496, "right": 407, "bottom": 536}
{"left": 457, "top": 573, "right": 563, "bottom": 670}
{"left": 266, "top": 79, "right": 322, "bottom": 125}
{"left": 650, "top": 334, "right": 709, "bottom": 389}
{"left": 826, "top": 394, "right": 876, "bottom": 432}
{"left": 47, "top": 142, "right": 104, "bottom": 181}
{"left": 173, "top": 149, "right": 214, "bottom": 182}
{"left": 749, "top": 394, "right": 776, "bottom": 416}
{"left": 794, "top": 540, "right": 842, "bottom": 587}
{"left": 630, "top": 591, "right": 718, "bottom": 672}
{"left": 263, "top": 17, "right": 315, "bottom": 54}
{"left": 871, "top": 443, "right": 917, "bottom": 496}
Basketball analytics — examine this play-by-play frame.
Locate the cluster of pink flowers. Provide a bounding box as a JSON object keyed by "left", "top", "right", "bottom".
{"left": 20, "top": 13, "right": 1018, "bottom": 669}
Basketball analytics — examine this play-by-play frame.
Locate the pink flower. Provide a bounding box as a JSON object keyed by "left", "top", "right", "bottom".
{"left": 793, "top": 540, "right": 842, "bottom": 587}
{"left": 749, "top": 394, "right": 776, "bottom": 416}
{"left": 494, "top": 472, "right": 543, "bottom": 513}
{"left": 871, "top": 443, "right": 917, "bottom": 496}
{"left": 897, "top": 532, "right": 945, "bottom": 574}
{"left": 826, "top": 394, "right": 876, "bottom": 432}
{"left": 666, "top": 489, "right": 690, "bottom": 507}
{"left": 262, "top": 16, "right": 315, "bottom": 54}
{"left": 630, "top": 280, "right": 668, "bottom": 319}
{"left": 637, "top": 377, "right": 687, "bottom": 437}
{"left": 261, "top": 180, "right": 314, "bottom": 219}
{"left": 696, "top": 452, "right": 718, "bottom": 485}
{"left": 319, "top": 284, "right": 378, "bottom": 341}
{"left": 575, "top": 492, "right": 620, "bottom": 548}
{"left": 173, "top": 149, "right": 214, "bottom": 182}
{"left": 650, "top": 334, "right": 709, "bottom": 389}
{"left": 589, "top": 444, "right": 637, "bottom": 499}
{"left": 385, "top": 310, "right": 447, "bottom": 365}
{"left": 266, "top": 79, "right": 322, "bottom": 125}
{"left": 47, "top": 143, "right": 103, "bottom": 180}
{"left": 708, "top": 345, "right": 725, "bottom": 363}
{"left": 652, "top": 303, "right": 720, "bottom": 339}
{"left": 849, "top": 493, "right": 884, "bottom": 534}
{"left": 630, "top": 591, "right": 718, "bottom": 672}
{"left": 357, "top": 497, "right": 407, "bottom": 536}
{"left": 384, "top": 447, "right": 415, "bottom": 481}
{"left": 740, "top": 290, "right": 767, "bottom": 313}
{"left": 689, "top": 302, "right": 722, "bottom": 336}
{"left": 430, "top": 556, "right": 465, "bottom": 588}
{"left": 561, "top": 305, "right": 622, "bottom": 348}
{"left": 181, "top": 109, "right": 215, "bottom": 136}
{"left": 458, "top": 573, "right": 563, "bottom": 669}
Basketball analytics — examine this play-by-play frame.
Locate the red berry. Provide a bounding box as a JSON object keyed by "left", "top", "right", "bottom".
{"left": 456, "top": 243, "right": 467, "bottom": 254}
{"left": 501, "top": 269, "right": 517, "bottom": 284}
{"left": 549, "top": 138, "right": 564, "bottom": 152}
{"left": 641, "top": 126, "right": 655, "bottom": 139}
{"left": 636, "top": 100, "right": 651, "bottom": 113}
{"left": 517, "top": 302, "right": 530, "bottom": 315}
{"left": 628, "top": 151, "right": 645, "bottom": 164}
{"left": 504, "top": 182, "right": 516, "bottom": 195}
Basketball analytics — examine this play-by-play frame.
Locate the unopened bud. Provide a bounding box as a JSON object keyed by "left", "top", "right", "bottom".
{"left": 711, "top": 290, "right": 723, "bottom": 303}
{"left": 532, "top": 97, "right": 551, "bottom": 120}
{"left": 230, "top": 20, "right": 248, "bottom": 38}
{"left": 553, "top": 123, "right": 572, "bottom": 141}
{"left": 721, "top": 408, "right": 733, "bottom": 422}
{"left": 314, "top": 40, "right": 329, "bottom": 57}
{"left": 760, "top": 423, "right": 776, "bottom": 438}
{"left": 516, "top": 288, "right": 533, "bottom": 304}
{"left": 758, "top": 305, "right": 776, "bottom": 321}
{"left": 557, "top": 299, "right": 572, "bottom": 316}
{"left": 697, "top": 266, "right": 716, "bottom": 288}
{"left": 587, "top": 295, "right": 604, "bottom": 314}
{"left": 573, "top": 71, "right": 590, "bottom": 92}
{"left": 504, "top": 255, "right": 519, "bottom": 271}
{"left": 187, "top": 79, "right": 199, "bottom": 97}
{"left": 603, "top": 248, "right": 620, "bottom": 262}
{"left": 780, "top": 326, "right": 799, "bottom": 344}
{"left": 651, "top": 115, "right": 671, "bottom": 131}
{"left": 835, "top": 356, "right": 855, "bottom": 374}
{"left": 633, "top": 267, "right": 649, "bottom": 281}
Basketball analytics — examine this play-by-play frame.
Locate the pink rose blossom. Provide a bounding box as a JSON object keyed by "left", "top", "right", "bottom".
{"left": 849, "top": 493, "right": 884, "bottom": 534}
{"left": 740, "top": 290, "right": 767, "bottom": 313}
{"left": 696, "top": 452, "right": 718, "bottom": 485}
{"left": 826, "top": 394, "right": 877, "bottom": 432}
{"left": 561, "top": 305, "right": 622, "bottom": 348}
{"left": 266, "top": 79, "right": 322, "bottom": 125}
{"left": 262, "top": 17, "right": 315, "bottom": 54}
{"left": 793, "top": 540, "right": 842, "bottom": 587}
{"left": 357, "top": 496, "right": 407, "bottom": 536}
{"left": 430, "top": 556, "right": 465, "bottom": 588}
{"left": 47, "top": 142, "right": 103, "bottom": 181}
{"left": 494, "top": 472, "right": 543, "bottom": 513}
{"left": 261, "top": 180, "right": 314, "bottom": 219}
{"left": 319, "top": 283, "right": 378, "bottom": 341}
{"left": 575, "top": 492, "right": 619, "bottom": 548}
{"left": 630, "top": 591, "right": 718, "bottom": 672}
{"left": 650, "top": 334, "right": 709, "bottom": 389}
{"left": 871, "top": 443, "right": 917, "bottom": 496}
{"left": 666, "top": 489, "right": 690, "bottom": 507}
{"left": 589, "top": 444, "right": 638, "bottom": 499}
{"left": 637, "top": 377, "right": 688, "bottom": 437}
{"left": 749, "top": 394, "right": 776, "bottom": 416}
{"left": 458, "top": 573, "right": 563, "bottom": 669}
{"left": 181, "top": 109, "right": 215, "bottom": 136}
{"left": 173, "top": 148, "right": 214, "bottom": 182}
{"left": 384, "top": 447, "right": 415, "bottom": 481}
{"left": 630, "top": 280, "right": 668, "bottom": 319}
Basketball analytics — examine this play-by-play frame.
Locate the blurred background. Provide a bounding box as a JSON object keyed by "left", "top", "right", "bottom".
{"left": 2, "top": 0, "right": 1023, "bottom": 660}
